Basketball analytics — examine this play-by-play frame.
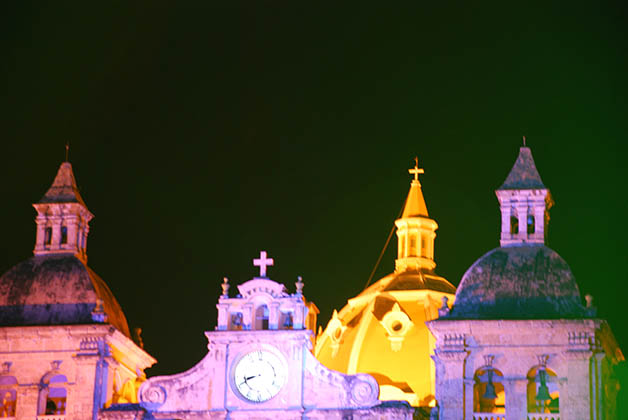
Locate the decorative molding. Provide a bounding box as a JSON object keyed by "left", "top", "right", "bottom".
{"left": 378, "top": 303, "right": 414, "bottom": 352}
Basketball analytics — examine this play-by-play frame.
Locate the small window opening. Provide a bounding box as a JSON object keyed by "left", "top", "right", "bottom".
{"left": 420, "top": 237, "right": 427, "bottom": 257}
{"left": 527, "top": 367, "right": 559, "bottom": 414}
{"left": 333, "top": 327, "right": 342, "bottom": 340}
{"left": 60, "top": 226, "right": 68, "bottom": 245}
{"left": 44, "top": 227, "right": 52, "bottom": 245}
{"left": 39, "top": 374, "right": 67, "bottom": 416}
{"left": 0, "top": 376, "right": 17, "bottom": 418}
{"left": 255, "top": 305, "right": 269, "bottom": 330}
{"left": 231, "top": 313, "right": 243, "bottom": 331}
{"left": 473, "top": 368, "right": 505, "bottom": 414}
{"left": 282, "top": 313, "right": 293, "bottom": 329}
{"left": 399, "top": 236, "right": 406, "bottom": 258}
{"left": 510, "top": 216, "right": 519, "bottom": 235}
{"left": 409, "top": 237, "right": 417, "bottom": 257}
{"left": 527, "top": 214, "right": 535, "bottom": 235}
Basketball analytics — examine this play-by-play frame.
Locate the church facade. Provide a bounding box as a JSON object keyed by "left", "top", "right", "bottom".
{"left": 0, "top": 145, "right": 623, "bottom": 420}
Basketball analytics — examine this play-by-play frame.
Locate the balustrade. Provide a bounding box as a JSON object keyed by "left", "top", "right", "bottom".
{"left": 527, "top": 414, "right": 560, "bottom": 420}
{"left": 472, "top": 413, "right": 505, "bottom": 420}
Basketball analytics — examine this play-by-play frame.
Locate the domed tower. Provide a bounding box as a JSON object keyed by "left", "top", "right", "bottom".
{"left": 0, "top": 159, "right": 155, "bottom": 420}
{"left": 315, "top": 159, "right": 455, "bottom": 409}
{"left": 428, "top": 144, "right": 624, "bottom": 420}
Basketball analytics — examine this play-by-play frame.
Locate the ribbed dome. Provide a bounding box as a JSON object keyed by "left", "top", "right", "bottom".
{"left": 0, "top": 254, "right": 130, "bottom": 337}
{"left": 448, "top": 245, "right": 586, "bottom": 319}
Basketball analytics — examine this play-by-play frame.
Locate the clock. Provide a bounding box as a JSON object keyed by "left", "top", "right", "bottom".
{"left": 233, "top": 350, "right": 287, "bottom": 402}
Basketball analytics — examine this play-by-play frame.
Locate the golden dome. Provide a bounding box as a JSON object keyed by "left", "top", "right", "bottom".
{"left": 315, "top": 159, "right": 455, "bottom": 407}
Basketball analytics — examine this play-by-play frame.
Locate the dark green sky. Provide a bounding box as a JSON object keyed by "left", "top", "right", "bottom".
{"left": 1, "top": 1, "right": 627, "bottom": 392}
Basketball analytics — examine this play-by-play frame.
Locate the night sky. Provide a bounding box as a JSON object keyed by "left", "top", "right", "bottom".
{"left": 1, "top": 1, "right": 627, "bottom": 391}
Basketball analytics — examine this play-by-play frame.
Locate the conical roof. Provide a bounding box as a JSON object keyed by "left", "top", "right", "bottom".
{"left": 38, "top": 162, "right": 87, "bottom": 206}
{"left": 498, "top": 147, "right": 546, "bottom": 190}
{"left": 400, "top": 181, "right": 428, "bottom": 218}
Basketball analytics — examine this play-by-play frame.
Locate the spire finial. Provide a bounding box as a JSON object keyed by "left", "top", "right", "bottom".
{"left": 408, "top": 156, "right": 424, "bottom": 183}
{"left": 65, "top": 142, "right": 70, "bottom": 162}
{"left": 522, "top": 135, "right": 526, "bottom": 147}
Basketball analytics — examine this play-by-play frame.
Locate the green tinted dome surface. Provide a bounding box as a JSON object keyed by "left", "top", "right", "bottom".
{"left": 0, "top": 255, "right": 130, "bottom": 337}
{"left": 448, "top": 245, "right": 586, "bottom": 319}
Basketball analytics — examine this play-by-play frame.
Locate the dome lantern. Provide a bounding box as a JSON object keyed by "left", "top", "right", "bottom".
{"left": 394, "top": 157, "right": 438, "bottom": 272}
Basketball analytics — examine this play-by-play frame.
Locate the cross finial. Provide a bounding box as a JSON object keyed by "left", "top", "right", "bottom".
{"left": 408, "top": 156, "right": 424, "bottom": 183}
{"left": 253, "top": 250, "right": 274, "bottom": 278}
{"left": 522, "top": 135, "right": 526, "bottom": 147}
{"left": 65, "top": 142, "right": 70, "bottom": 162}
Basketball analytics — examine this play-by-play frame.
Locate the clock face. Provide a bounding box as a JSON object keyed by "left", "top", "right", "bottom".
{"left": 233, "top": 350, "right": 287, "bottom": 402}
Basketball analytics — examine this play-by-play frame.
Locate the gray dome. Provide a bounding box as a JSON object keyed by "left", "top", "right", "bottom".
{"left": 448, "top": 245, "right": 586, "bottom": 319}
{"left": 0, "top": 255, "right": 130, "bottom": 336}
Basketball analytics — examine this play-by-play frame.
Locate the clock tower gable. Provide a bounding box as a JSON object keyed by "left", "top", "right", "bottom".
{"left": 133, "top": 251, "right": 411, "bottom": 419}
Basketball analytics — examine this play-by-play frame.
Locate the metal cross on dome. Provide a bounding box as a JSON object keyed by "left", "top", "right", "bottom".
{"left": 409, "top": 156, "right": 424, "bottom": 182}
{"left": 253, "top": 250, "right": 274, "bottom": 278}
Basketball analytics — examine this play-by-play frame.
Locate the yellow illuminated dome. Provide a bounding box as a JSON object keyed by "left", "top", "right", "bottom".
{"left": 315, "top": 159, "right": 455, "bottom": 408}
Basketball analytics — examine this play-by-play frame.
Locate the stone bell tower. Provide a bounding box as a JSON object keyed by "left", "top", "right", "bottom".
{"left": 32, "top": 161, "right": 94, "bottom": 262}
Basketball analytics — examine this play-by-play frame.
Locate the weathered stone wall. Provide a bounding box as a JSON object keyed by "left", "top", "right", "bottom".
{"left": 0, "top": 324, "right": 153, "bottom": 420}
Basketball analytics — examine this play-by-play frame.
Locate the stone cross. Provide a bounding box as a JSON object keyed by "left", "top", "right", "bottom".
{"left": 408, "top": 157, "right": 424, "bottom": 182}
{"left": 253, "top": 250, "right": 274, "bottom": 277}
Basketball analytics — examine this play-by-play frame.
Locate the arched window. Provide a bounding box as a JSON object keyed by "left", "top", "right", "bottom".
{"left": 527, "top": 214, "right": 535, "bottom": 235}
{"left": 510, "top": 215, "right": 519, "bottom": 234}
{"left": 473, "top": 368, "right": 505, "bottom": 414}
{"left": 0, "top": 376, "right": 17, "bottom": 418}
{"left": 527, "top": 367, "right": 559, "bottom": 414}
{"left": 281, "top": 312, "right": 293, "bottom": 330}
{"left": 38, "top": 374, "right": 67, "bottom": 416}
{"left": 44, "top": 227, "right": 52, "bottom": 246}
{"left": 230, "top": 313, "right": 243, "bottom": 331}
{"left": 409, "top": 236, "right": 417, "bottom": 257}
{"left": 60, "top": 226, "right": 68, "bottom": 245}
{"left": 255, "top": 305, "right": 269, "bottom": 330}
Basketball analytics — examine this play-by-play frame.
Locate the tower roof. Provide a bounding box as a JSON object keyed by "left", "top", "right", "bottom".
{"left": 498, "top": 146, "right": 546, "bottom": 190}
{"left": 38, "top": 162, "right": 87, "bottom": 206}
{"left": 401, "top": 159, "right": 428, "bottom": 218}
{"left": 401, "top": 181, "right": 428, "bottom": 218}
